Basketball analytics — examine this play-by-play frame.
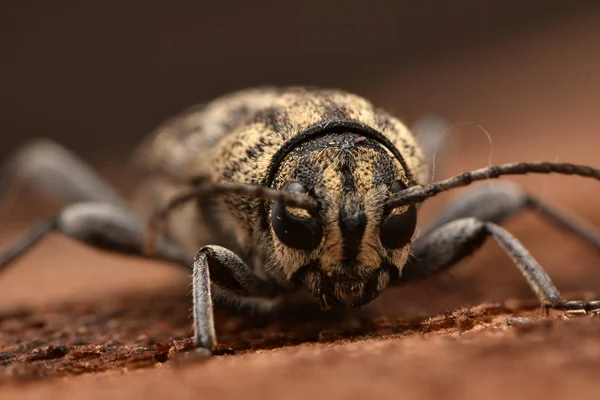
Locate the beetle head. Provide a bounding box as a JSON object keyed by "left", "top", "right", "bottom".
{"left": 268, "top": 132, "right": 417, "bottom": 308}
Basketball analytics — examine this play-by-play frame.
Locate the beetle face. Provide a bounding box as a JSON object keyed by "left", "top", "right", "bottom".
{"left": 269, "top": 133, "right": 417, "bottom": 308}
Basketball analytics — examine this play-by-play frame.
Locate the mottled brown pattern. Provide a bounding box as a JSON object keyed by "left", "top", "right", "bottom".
{"left": 131, "top": 87, "right": 429, "bottom": 303}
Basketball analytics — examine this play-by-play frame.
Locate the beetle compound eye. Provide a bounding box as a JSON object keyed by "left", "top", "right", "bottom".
{"left": 380, "top": 179, "right": 417, "bottom": 249}
{"left": 379, "top": 206, "right": 417, "bottom": 249}
{"left": 271, "top": 182, "right": 323, "bottom": 251}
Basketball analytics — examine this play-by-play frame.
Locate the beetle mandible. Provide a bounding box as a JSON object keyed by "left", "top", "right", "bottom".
{"left": 1, "top": 86, "right": 600, "bottom": 355}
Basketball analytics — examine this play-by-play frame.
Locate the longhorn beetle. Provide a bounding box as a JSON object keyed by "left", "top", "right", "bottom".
{"left": 1, "top": 87, "right": 599, "bottom": 355}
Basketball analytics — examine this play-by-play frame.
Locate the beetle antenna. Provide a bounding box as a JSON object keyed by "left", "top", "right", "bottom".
{"left": 386, "top": 162, "right": 600, "bottom": 208}
{"left": 143, "top": 181, "right": 319, "bottom": 255}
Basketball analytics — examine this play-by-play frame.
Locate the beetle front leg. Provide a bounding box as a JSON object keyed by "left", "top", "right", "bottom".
{"left": 399, "top": 217, "right": 600, "bottom": 312}
{"left": 192, "top": 245, "right": 283, "bottom": 354}
{"left": 400, "top": 181, "right": 600, "bottom": 311}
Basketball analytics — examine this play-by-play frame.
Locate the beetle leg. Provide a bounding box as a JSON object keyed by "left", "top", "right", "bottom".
{"left": 0, "top": 139, "right": 127, "bottom": 208}
{"left": 397, "top": 180, "right": 600, "bottom": 309}
{"left": 192, "top": 245, "right": 283, "bottom": 353}
{"left": 400, "top": 217, "right": 600, "bottom": 312}
{"left": 0, "top": 202, "right": 191, "bottom": 273}
{"left": 422, "top": 180, "right": 600, "bottom": 251}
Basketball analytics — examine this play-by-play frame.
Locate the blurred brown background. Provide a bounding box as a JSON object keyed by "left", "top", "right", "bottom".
{"left": 2, "top": 1, "right": 598, "bottom": 160}
{"left": 1, "top": 1, "right": 600, "bottom": 314}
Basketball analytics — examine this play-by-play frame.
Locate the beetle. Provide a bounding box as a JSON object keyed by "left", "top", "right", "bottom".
{"left": 1, "top": 86, "right": 599, "bottom": 355}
